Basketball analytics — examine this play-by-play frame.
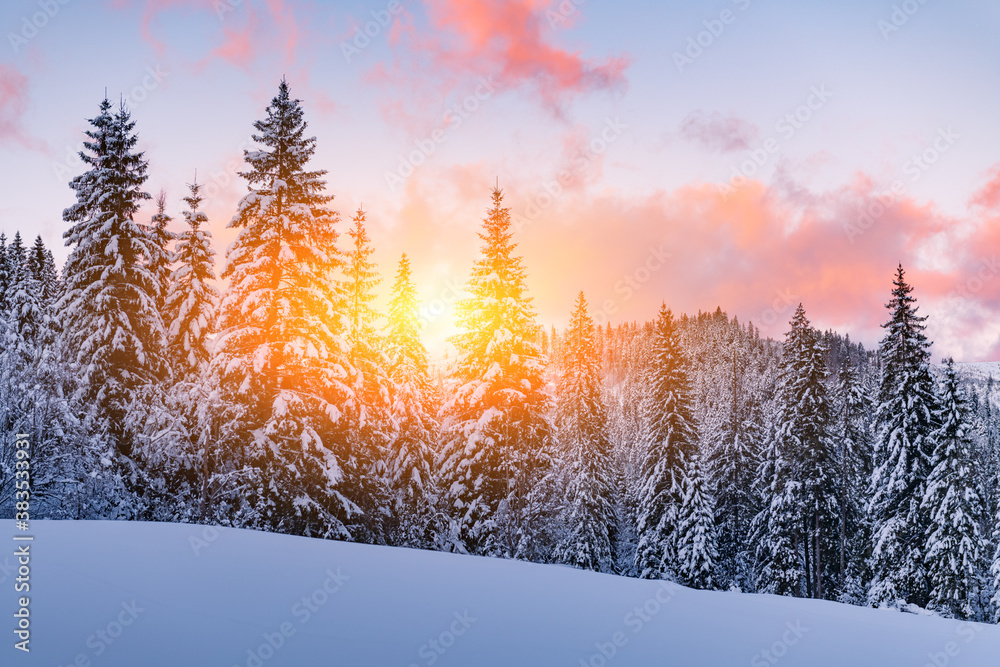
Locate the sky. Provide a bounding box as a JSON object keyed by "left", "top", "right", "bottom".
{"left": 1, "top": 0, "right": 999, "bottom": 360}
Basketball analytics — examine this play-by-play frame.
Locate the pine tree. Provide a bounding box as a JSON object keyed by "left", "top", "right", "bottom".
{"left": 384, "top": 254, "right": 438, "bottom": 547}
{"left": 148, "top": 189, "right": 175, "bottom": 313}
{"left": 27, "top": 236, "right": 61, "bottom": 307}
{"left": 5, "top": 232, "right": 42, "bottom": 353}
{"left": 0, "top": 229, "right": 96, "bottom": 521}
{"left": 780, "top": 304, "right": 839, "bottom": 598}
{"left": 4, "top": 232, "right": 26, "bottom": 296}
{"left": 992, "top": 519, "right": 1000, "bottom": 622}
{"left": 753, "top": 418, "right": 803, "bottom": 596}
{"left": 439, "top": 186, "right": 554, "bottom": 557}
{"left": 342, "top": 206, "right": 392, "bottom": 542}
{"left": 634, "top": 305, "right": 698, "bottom": 579}
{"left": 675, "top": 450, "right": 718, "bottom": 590}
{"left": 710, "top": 343, "right": 762, "bottom": 591}
{"left": 213, "top": 79, "right": 356, "bottom": 538}
{"left": 834, "top": 355, "right": 874, "bottom": 603}
{"left": 58, "top": 98, "right": 169, "bottom": 480}
{"left": 164, "top": 179, "right": 219, "bottom": 379}
{"left": 552, "top": 292, "right": 616, "bottom": 572}
{"left": 922, "top": 358, "right": 985, "bottom": 619}
{"left": 869, "top": 265, "right": 939, "bottom": 609}
{"left": 0, "top": 234, "right": 10, "bottom": 314}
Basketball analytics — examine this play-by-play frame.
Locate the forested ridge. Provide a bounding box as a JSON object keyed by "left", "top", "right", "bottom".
{"left": 2, "top": 80, "right": 998, "bottom": 622}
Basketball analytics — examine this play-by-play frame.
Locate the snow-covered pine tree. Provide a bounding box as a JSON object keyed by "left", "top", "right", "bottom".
{"left": 342, "top": 206, "right": 393, "bottom": 543}
{"left": 922, "top": 358, "right": 985, "bottom": 619}
{"left": 552, "top": 292, "right": 616, "bottom": 573}
{"left": 164, "top": 179, "right": 219, "bottom": 379}
{"left": 675, "top": 449, "right": 718, "bottom": 589}
{"left": 384, "top": 254, "right": 438, "bottom": 547}
{"left": 0, "top": 234, "right": 9, "bottom": 314}
{"left": 869, "top": 264, "right": 939, "bottom": 609}
{"left": 993, "top": 517, "right": 1000, "bottom": 622}
{"left": 213, "top": 79, "right": 357, "bottom": 538}
{"left": 779, "top": 304, "right": 839, "bottom": 599}
{"left": 753, "top": 418, "right": 803, "bottom": 596}
{"left": 58, "top": 98, "right": 169, "bottom": 495}
{"left": 709, "top": 342, "right": 762, "bottom": 591}
{"left": 439, "top": 186, "right": 554, "bottom": 558}
{"left": 27, "top": 236, "right": 61, "bottom": 308}
{"left": 4, "top": 232, "right": 45, "bottom": 352}
{"left": 0, "top": 228, "right": 96, "bottom": 520}
{"left": 634, "top": 305, "right": 699, "bottom": 579}
{"left": 4, "top": 232, "right": 26, "bottom": 293}
{"left": 148, "top": 189, "right": 175, "bottom": 313}
{"left": 833, "top": 354, "right": 875, "bottom": 603}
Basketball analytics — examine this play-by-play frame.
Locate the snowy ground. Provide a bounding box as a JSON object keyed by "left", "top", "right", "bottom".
{"left": 2, "top": 520, "right": 998, "bottom": 666}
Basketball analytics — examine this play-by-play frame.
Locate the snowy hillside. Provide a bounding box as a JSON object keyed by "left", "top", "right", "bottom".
{"left": 954, "top": 361, "right": 1000, "bottom": 384}
{"left": 4, "top": 520, "right": 998, "bottom": 666}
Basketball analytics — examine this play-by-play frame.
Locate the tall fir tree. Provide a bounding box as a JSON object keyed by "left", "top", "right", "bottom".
{"left": 213, "top": 79, "right": 357, "bottom": 538}
{"left": 342, "top": 206, "right": 392, "bottom": 542}
{"left": 148, "top": 189, "right": 175, "bottom": 313}
{"left": 0, "top": 234, "right": 9, "bottom": 314}
{"left": 634, "top": 305, "right": 698, "bottom": 579}
{"left": 675, "top": 450, "right": 719, "bottom": 590}
{"left": 869, "top": 265, "right": 939, "bottom": 609}
{"left": 384, "top": 254, "right": 438, "bottom": 547}
{"left": 58, "top": 98, "right": 169, "bottom": 486}
{"left": 776, "top": 304, "right": 839, "bottom": 599}
{"left": 709, "top": 343, "right": 762, "bottom": 591}
{"left": 27, "top": 236, "right": 61, "bottom": 307}
{"left": 834, "top": 355, "right": 874, "bottom": 602}
{"left": 922, "top": 358, "right": 985, "bottom": 619}
{"left": 992, "top": 516, "right": 1000, "bottom": 622}
{"left": 439, "top": 186, "right": 554, "bottom": 557}
{"left": 552, "top": 292, "right": 616, "bottom": 573}
{"left": 164, "top": 179, "right": 219, "bottom": 378}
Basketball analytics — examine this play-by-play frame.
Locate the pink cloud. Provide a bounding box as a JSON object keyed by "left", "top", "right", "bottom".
{"left": 380, "top": 163, "right": 1000, "bottom": 360}
{"left": 369, "top": 0, "right": 629, "bottom": 125}
{"left": 0, "top": 65, "right": 47, "bottom": 152}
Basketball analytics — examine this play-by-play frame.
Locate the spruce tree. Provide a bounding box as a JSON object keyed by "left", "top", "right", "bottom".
{"left": 0, "top": 234, "right": 9, "bottom": 314}
{"left": 710, "top": 344, "right": 762, "bottom": 591}
{"left": 27, "top": 236, "right": 61, "bottom": 307}
{"left": 676, "top": 450, "right": 718, "bottom": 589}
{"left": 214, "top": 79, "right": 356, "bottom": 538}
{"left": 869, "top": 265, "right": 939, "bottom": 609}
{"left": 753, "top": 423, "right": 803, "bottom": 596}
{"left": 634, "top": 305, "right": 698, "bottom": 579}
{"left": 58, "top": 98, "right": 169, "bottom": 475}
{"left": 992, "top": 521, "right": 1000, "bottom": 622}
{"left": 778, "top": 304, "right": 839, "bottom": 599}
{"left": 5, "top": 232, "right": 42, "bottom": 353}
{"left": 922, "top": 358, "right": 985, "bottom": 619}
{"left": 342, "top": 206, "right": 392, "bottom": 542}
{"left": 834, "top": 355, "right": 874, "bottom": 602}
{"left": 164, "top": 179, "right": 219, "bottom": 379}
{"left": 439, "top": 186, "right": 554, "bottom": 557}
{"left": 552, "top": 292, "right": 616, "bottom": 572}
{"left": 148, "top": 189, "right": 175, "bottom": 313}
{"left": 385, "top": 254, "right": 438, "bottom": 547}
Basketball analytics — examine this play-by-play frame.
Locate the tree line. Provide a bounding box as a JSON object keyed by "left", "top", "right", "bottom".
{"left": 1, "top": 79, "right": 998, "bottom": 622}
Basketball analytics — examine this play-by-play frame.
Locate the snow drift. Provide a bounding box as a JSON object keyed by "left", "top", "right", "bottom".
{"left": 3, "top": 519, "right": 998, "bottom": 666}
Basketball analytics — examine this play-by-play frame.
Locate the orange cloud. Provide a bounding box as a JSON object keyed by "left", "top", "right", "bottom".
{"left": 374, "top": 163, "right": 1000, "bottom": 360}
